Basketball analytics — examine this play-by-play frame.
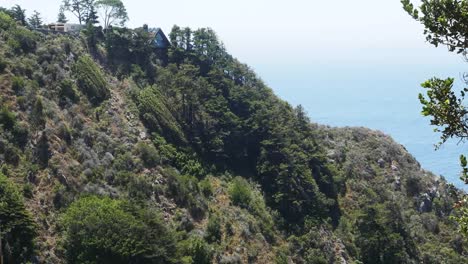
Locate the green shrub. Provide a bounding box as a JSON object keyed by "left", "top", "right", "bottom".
{"left": 31, "top": 96, "right": 45, "bottom": 129}
{"left": 131, "top": 64, "right": 147, "bottom": 88}
{"left": 0, "top": 172, "right": 36, "bottom": 262}
{"left": 59, "top": 79, "right": 79, "bottom": 104}
{"left": 152, "top": 135, "right": 178, "bottom": 164}
{"left": 16, "top": 96, "right": 26, "bottom": 110}
{"left": 0, "top": 106, "right": 16, "bottom": 130}
{"left": 177, "top": 236, "right": 213, "bottom": 264}
{"left": 405, "top": 176, "right": 422, "bottom": 196}
{"left": 73, "top": 56, "right": 109, "bottom": 105}
{"left": 13, "top": 121, "right": 29, "bottom": 148}
{"left": 199, "top": 178, "right": 213, "bottom": 197}
{"left": 23, "top": 183, "right": 34, "bottom": 199}
{"left": 8, "top": 27, "right": 38, "bottom": 53}
{"left": 58, "top": 122, "right": 72, "bottom": 144}
{"left": 0, "top": 11, "right": 15, "bottom": 31}
{"left": 205, "top": 213, "right": 222, "bottom": 243}
{"left": 175, "top": 154, "right": 205, "bottom": 179}
{"left": 166, "top": 169, "right": 207, "bottom": 219}
{"left": 138, "top": 86, "right": 185, "bottom": 144}
{"left": 35, "top": 133, "right": 50, "bottom": 167}
{"left": 3, "top": 143, "right": 20, "bottom": 165}
{"left": 0, "top": 57, "right": 7, "bottom": 73}
{"left": 11, "top": 76, "right": 25, "bottom": 93}
{"left": 135, "top": 141, "right": 160, "bottom": 168}
{"left": 228, "top": 177, "right": 252, "bottom": 208}
{"left": 62, "top": 196, "right": 177, "bottom": 264}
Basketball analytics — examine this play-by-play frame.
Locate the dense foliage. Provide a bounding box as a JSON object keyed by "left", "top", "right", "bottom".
{"left": 73, "top": 55, "right": 109, "bottom": 105}
{"left": 0, "top": 7, "right": 466, "bottom": 263}
{"left": 62, "top": 196, "right": 177, "bottom": 263}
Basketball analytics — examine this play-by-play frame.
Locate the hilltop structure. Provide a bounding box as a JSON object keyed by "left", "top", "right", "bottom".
{"left": 151, "top": 27, "right": 170, "bottom": 49}
{"left": 47, "top": 23, "right": 84, "bottom": 33}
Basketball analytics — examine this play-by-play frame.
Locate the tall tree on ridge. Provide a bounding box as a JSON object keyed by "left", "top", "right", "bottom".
{"left": 62, "top": 0, "right": 94, "bottom": 25}
{"left": 10, "top": 4, "right": 27, "bottom": 26}
{"left": 57, "top": 6, "right": 68, "bottom": 23}
{"left": 95, "top": 0, "right": 128, "bottom": 29}
{"left": 28, "top": 10, "right": 42, "bottom": 29}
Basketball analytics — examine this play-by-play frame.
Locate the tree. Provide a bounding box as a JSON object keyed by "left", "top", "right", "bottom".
{"left": 62, "top": 0, "right": 94, "bottom": 25}
{"left": 0, "top": 173, "right": 36, "bottom": 263}
{"left": 9, "top": 5, "right": 27, "bottom": 26}
{"left": 28, "top": 10, "right": 42, "bottom": 29}
{"left": 95, "top": 0, "right": 128, "bottom": 29}
{"left": 402, "top": 0, "right": 468, "bottom": 235}
{"left": 62, "top": 196, "right": 177, "bottom": 263}
{"left": 356, "top": 203, "right": 417, "bottom": 263}
{"left": 86, "top": 3, "right": 99, "bottom": 25}
{"left": 73, "top": 55, "right": 110, "bottom": 105}
{"left": 57, "top": 6, "right": 68, "bottom": 23}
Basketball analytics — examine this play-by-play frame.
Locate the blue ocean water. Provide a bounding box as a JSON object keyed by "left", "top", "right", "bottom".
{"left": 256, "top": 63, "right": 468, "bottom": 191}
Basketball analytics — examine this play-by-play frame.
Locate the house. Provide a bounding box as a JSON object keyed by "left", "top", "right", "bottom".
{"left": 48, "top": 23, "right": 84, "bottom": 33}
{"left": 149, "top": 27, "right": 170, "bottom": 49}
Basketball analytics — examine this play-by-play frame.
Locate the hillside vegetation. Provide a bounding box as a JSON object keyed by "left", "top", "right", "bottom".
{"left": 0, "top": 10, "right": 466, "bottom": 264}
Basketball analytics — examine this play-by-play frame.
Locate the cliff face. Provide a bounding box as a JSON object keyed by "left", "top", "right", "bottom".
{"left": 0, "top": 13, "right": 466, "bottom": 264}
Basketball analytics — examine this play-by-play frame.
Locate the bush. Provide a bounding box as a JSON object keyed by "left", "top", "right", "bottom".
{"left": 138, "top": 86, "right": 185, "bottom": 144}
{"left": 35, "top": 133, "right": 50, "bottom": 167}
{"left": 166, "top": 169, "right": 207, "bottom": 219}
{"left": 0, "top": 11, "right": 15, "bottom": 31}
{"left": 228, "top": 177, "right": 252, "bottom": 208}
{"left": 8, "top": 27, "right": 38, "bottom": 54}
{"left": 62, "top": 196, "right": 177, "bottom": 264}
{"left": 58, "top": 122, "right": 72, "bottom": 144}
{"left": 31, "top": 96, "right": 45, "bottom": 129}
{"left": 0, "top": 57, "right": 7, "bottom": 73}
{"left": 199, "top": 178, "right": 213, "bottom": 197}
{"left": 177, "top": 236, "right": 213, "bottom": 264}
{"left": 205, "top": 213, "right": 222, "bottom": 243}
{"left": 73, "top": 56, "right": 109, "bottom": 105}
{"left": 0, "top": 106, "right": 16, "bottom": 130}
{"left": 405, "top": 176, "right": 422, "bottom": 197}
{"left": 59, "top": 79, "right": 79, "bottom": 105}
{"left": 13, "top": 121, "right": 29, "bottom": 148}
{"left": 3, "top": 143, "right": 20, "bottom": 165}
{"left": 0, "top": 172, "right": 36, "bottom": 262}
{"left": 11, "top": 76, "right": 25, "bottom": 94}
{"left": 135, "top": 141, "right": 160, "bottom": 168}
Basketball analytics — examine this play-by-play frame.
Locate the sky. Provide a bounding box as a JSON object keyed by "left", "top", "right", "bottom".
{"left": 1, "top": 0, "right": 464, "bottom": 82}
{"left": 2, "top": 0, "right": 468, "bottom": 187}
{"left": 1, "top": 0, "right": 462, "bottom": 66}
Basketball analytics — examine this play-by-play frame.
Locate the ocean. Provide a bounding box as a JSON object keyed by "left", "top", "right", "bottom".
{"left": 257, "top": 63, "right": 468, "bottom": 191}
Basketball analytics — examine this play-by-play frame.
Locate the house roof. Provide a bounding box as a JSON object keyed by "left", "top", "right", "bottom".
{"left": 150, "top": 28, "right": 170, "bottom": 46}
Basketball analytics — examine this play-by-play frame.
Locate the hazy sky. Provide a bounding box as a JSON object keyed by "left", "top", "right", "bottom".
{"left": 1, "top": 0, "right": 462, "bottom": 66}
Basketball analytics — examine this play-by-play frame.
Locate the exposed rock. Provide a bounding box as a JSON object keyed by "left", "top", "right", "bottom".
{"left": 139, "top": 131, "right": 147, "bottom": 140}
{"left": 378, "top": 158, "right": 385, "bottom": 168}
{"left": 219, "top": 253, "right": 242, "bottom": 264}
{"left": 418, "top": 193, "right": 432, "bottom": 213}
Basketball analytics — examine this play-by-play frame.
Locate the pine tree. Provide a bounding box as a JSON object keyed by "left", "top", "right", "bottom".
{"left": 28, "top": 10, "right": 42, "bottom": 29}
{"left": 10, "top": 5, "right": 27, "bottom": 26}
{"left": 85, "top": 3, "right": 99, "bottom": 25}
{"left": 57, "top": 6, "right": 68, "bottom": 23}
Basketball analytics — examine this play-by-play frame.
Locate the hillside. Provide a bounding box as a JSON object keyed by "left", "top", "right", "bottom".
{"left": 0, "top": 11, "right": 467, "bottom": 264}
